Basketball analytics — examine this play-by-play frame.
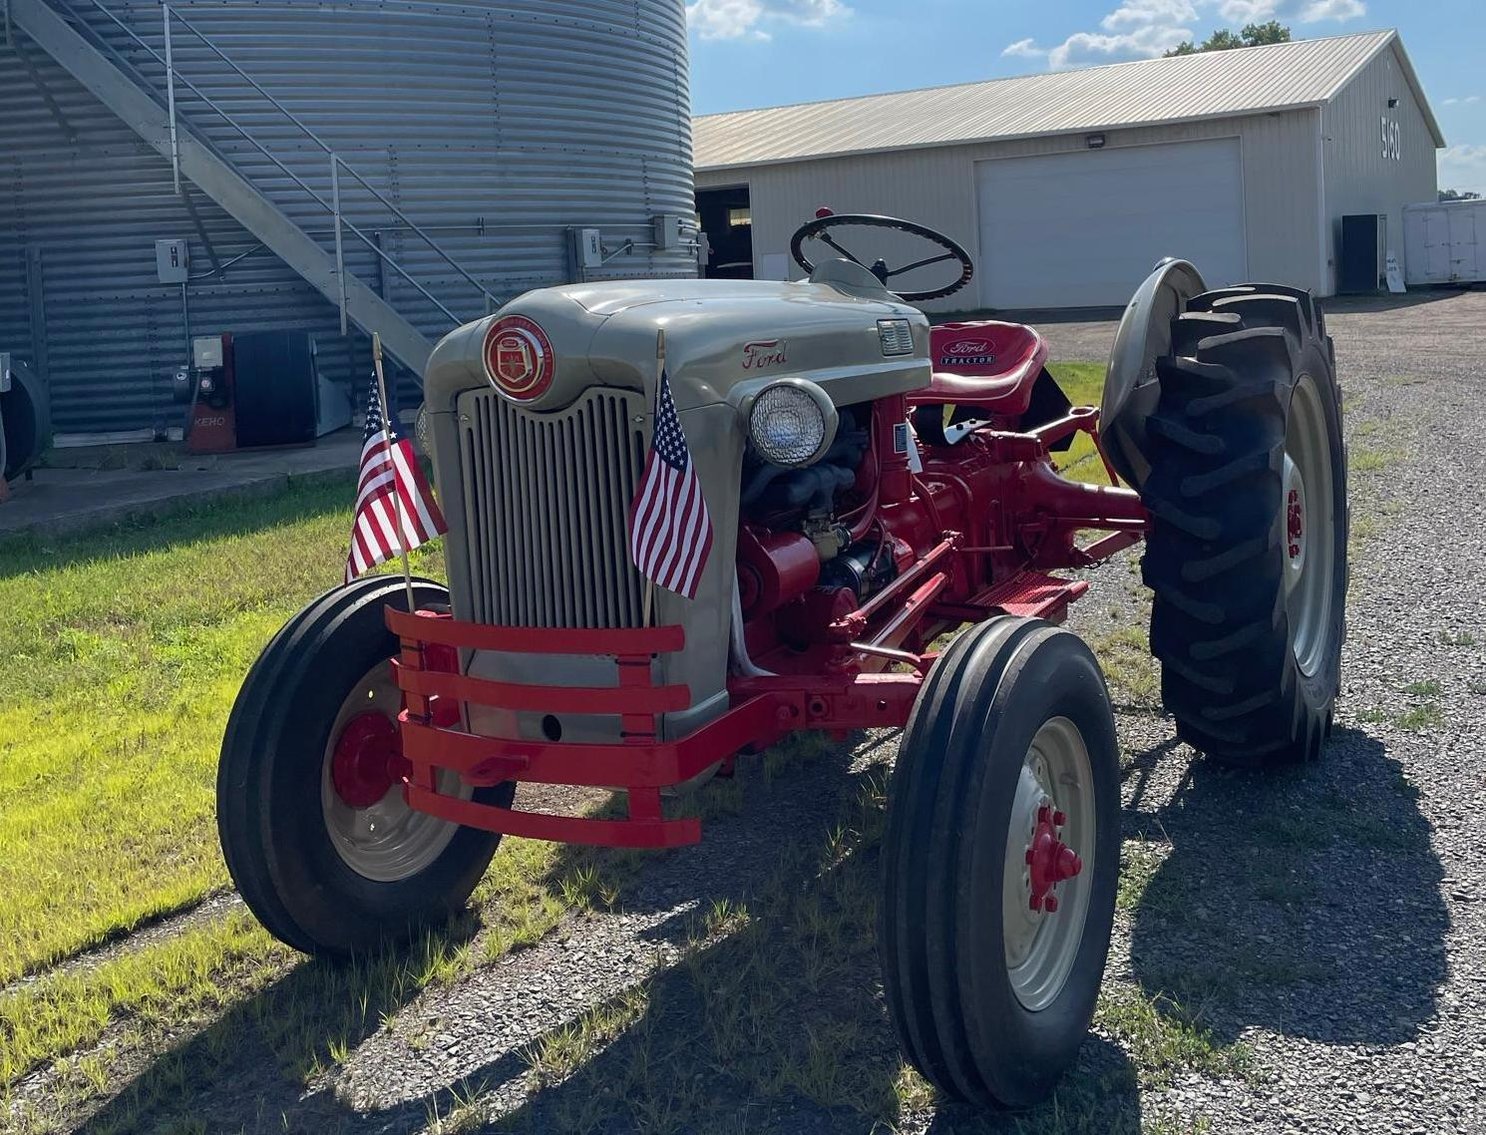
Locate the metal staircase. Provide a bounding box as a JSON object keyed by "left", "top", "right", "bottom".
{"left": 7, "top": 0, "right": 500, "bottom": 375}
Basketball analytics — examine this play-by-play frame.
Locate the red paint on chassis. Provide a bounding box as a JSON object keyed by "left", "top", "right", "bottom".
{"left": 383, "top": 409, "right": 1149, "bottom": 850}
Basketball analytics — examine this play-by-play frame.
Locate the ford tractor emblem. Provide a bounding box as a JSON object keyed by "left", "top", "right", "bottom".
{"left": 484, "top": 315, "right": 555, "bottom": 400}
{"left": 944, "top": 339, "right": 992, "bottom": 356}
{"left": 941, "top": 338, "right": 996, "bottom": 367}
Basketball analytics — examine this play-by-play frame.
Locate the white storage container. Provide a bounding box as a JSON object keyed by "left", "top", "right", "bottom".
{"left": 1404, "top": 201, "right": 1486, "bottom": 286}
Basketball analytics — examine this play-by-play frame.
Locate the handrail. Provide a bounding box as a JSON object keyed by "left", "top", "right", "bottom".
{"left": 163, "top": 3, "right": 497, "bottom": 315}
{"left": 66, "top": 0, "right": 498, "bottom": 328}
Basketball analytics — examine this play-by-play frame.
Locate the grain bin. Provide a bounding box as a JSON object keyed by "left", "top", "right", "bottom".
{"left": 0, "top": 0, "right": 696, "bottom": 440}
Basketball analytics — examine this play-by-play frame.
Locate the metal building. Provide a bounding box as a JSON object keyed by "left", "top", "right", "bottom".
{"left": 695, "top": 31, "right": 1443, "bottom": 311}
{"left": 0, "top": 0, "right": 696, "bottom": 440}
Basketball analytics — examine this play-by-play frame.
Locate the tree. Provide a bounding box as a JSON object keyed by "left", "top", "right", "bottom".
{"left": 1166, "top": 21, "right": 1291, "bottom": 56}
{"left": 1440, "top": 189, "right": 1482, "bottom": 202}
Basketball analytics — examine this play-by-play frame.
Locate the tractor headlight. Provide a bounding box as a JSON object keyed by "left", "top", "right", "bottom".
{"left": 748, "top": 379, "right": 838, "bottom": 467}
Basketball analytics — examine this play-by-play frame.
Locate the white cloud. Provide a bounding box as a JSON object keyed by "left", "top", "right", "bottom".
{"left": 1029, "top": 0, "right": 1366, "bottom": 73}
{"left": 1218, "top": 0, "right": 1364, "bottom": 23}
{"left": 1049, "top": 25, "right": 1194, "bottom": 68}
{"left": 688, "top": 0, "right": 764, "bottom": 40}
{"left": 687, "top": 0, "right": 848, "bottom": 40}
{"left": 1442, "top": 95, "right": 1481, "bottom": 107}
{"left": 1439, "top": 145, "right": 1486, "bottom": 196}
{"left": 1002, "top": 37, "right": 1046, "bottom": 58}
{"left": 1101, "top": 0, "right": 1197, "bottom": 31}
{"left": 1299, "top": 0, "right": 1366, "bottom": 20}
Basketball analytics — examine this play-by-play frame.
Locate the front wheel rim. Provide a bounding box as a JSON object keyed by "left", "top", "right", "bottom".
{"left": 320, "top": 662, "right": 470, "bottom": 883}
{"left": 1002, "top": 716, "right": 1095, "bottom": 1012}
{"left": 1285, "top": 374, "right": 1336, "bottom": 678}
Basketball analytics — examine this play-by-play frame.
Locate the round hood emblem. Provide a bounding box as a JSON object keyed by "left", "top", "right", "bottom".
{"left": 484, "top": 315, "right": 555, "bottom": 400}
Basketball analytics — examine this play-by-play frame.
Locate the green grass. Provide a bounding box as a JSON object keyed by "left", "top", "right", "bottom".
{"left": 1047, "top": 362, "right": 1118, "bottom": 486}
{"left": 1395, "top": 703, "right": 1443, "bottom": 732}
{"left": 0, "top": 476, "right": 418, "bottom": 985}
{"left": 1087, "top": 617, "right": 1161, "bottom": 707}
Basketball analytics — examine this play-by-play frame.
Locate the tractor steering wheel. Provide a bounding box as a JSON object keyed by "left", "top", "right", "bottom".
{"left": 790, "top": 212, "right": 975, "bottom": 303}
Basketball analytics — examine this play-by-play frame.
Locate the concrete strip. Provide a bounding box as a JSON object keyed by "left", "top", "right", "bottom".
{"left": 0, "top": 433, "right": 360, "bottom": 539}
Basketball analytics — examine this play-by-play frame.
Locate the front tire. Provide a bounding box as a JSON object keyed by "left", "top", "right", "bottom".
{"left": 217, "top": 576, "right": 513, "bottom": 956}
{"left": 880, "top": 617, "right": 1120, "bottom": 1108}
{"left": 1142, "top": 287, "right": 1348, "bottom": 767}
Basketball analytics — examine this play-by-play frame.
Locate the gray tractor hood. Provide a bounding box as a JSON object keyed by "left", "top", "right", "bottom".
{"left": 424, "top": 264, "right": 933, "bottom": 416}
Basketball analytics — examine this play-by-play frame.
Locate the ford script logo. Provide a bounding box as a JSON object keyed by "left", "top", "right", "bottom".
{"left": 943, "top": 339, "right": 992, "bottom": 357}
{"left": 742, "top": 339, "right": 789, "bottom": 370}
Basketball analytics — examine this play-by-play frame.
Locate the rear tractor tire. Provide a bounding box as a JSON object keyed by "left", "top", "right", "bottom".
{"left": 217, "top": 576, "right": 513, "bottom": 956}
{"left": 1142, "top": 286, "right": 1348, "bottom": 768}
{"left": 879, "top": 617, "right": 1120, "bottom": 1108}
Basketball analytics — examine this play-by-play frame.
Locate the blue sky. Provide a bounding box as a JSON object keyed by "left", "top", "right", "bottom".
{"left": 687, "top": 0, "right": 1482, "bottom": 195}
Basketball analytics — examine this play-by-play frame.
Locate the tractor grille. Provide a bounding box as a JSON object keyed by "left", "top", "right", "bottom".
{"left": 458, "top": 388, "right": 649, "bottom": 629}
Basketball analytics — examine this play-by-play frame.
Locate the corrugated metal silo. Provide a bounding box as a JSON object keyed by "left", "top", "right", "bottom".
{"left": 0, "top": 0, "right": 695, "bottom": 439}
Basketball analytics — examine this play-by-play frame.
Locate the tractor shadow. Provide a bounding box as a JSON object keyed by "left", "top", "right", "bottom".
{"left": 73, "top": 916, "right": 483, "bottom": 1135}
{"left": 1125, "top": 726, "right": 1447, "bottom": 1048}
{"left": 75, "top": 730, "right": 1142, "bottom": 1134}
{"left": 480, "top": 762, "right": 1143, "bottom": 1135}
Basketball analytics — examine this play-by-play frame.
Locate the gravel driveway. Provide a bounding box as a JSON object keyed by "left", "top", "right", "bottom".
{"left": 72, "top": 290, "right": 1486, "bottom": 1135}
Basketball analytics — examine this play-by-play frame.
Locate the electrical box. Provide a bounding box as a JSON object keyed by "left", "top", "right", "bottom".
{"left": 653, "top": 214, "right": 685, "bottom": 251}
{"left": 192, "top": 336, "right": 224, "bottom": 369}
{"left": 579, "top": 228, "right": 604, "bottom": 269}
{"left": 155, "top": 238, "right": 190, "bottom": 284}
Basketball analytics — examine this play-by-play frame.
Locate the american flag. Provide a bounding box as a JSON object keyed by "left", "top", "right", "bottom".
{"left": 628, "top": 367, "right": 714, "bottom": 600}
{"left": 345, "top": 380, "right": 447, "bottom": 584}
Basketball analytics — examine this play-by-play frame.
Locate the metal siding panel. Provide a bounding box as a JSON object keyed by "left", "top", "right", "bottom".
{"left": 696, "top": 31, "right": 1397, "bottom": 171}
{"left": 0, "top": 0, "right": 693, "bottom": 435}
{"left": 1322, "top": 42, "right": 1441, "bottom": 288}
{"left": 708, "top": 111, "right": 1322, "bottom": 313}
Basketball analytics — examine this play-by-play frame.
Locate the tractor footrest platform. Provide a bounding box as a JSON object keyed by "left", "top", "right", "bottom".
{"left": 932, "top": 571, "right": 1089, "bottom": 625}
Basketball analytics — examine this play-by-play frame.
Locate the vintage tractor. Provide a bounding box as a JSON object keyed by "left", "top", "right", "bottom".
{"left": 218, "top": 213, "right": 1347, "bottom": 1107}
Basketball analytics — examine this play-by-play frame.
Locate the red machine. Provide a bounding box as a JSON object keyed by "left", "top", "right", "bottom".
{"left": 219, "top": 212, "right": 1348, "bottom": 1108}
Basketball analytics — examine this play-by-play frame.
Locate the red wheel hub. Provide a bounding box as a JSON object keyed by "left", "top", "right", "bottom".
{"left": 1288, "top": 487, "right": 1305, "bottom": 560}
{"left": 1025, "top": 804, "right": 1082, "bottom": 913}
{"left": 330, "top": 712, "right": 411, "bottom": 808}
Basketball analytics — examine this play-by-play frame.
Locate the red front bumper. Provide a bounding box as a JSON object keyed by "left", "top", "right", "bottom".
{"left": 385, "top": 607, "right": 925, "bottom": 849}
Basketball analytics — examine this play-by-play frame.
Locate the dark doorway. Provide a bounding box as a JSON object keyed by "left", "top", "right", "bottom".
{"left": 697, "top": 185, "right": 754, "bottom": 279}
{"left": 1339, "top": 213, "right": 1385, "bottom": 295}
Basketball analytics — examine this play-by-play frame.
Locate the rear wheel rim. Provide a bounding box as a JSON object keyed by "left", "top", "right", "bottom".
{"left": 1003, "top": 716, "right": 1095, "bottom": 1012}
{"left": 1285, "top": 374, "right": 1336, "bottom": 678}
{"left": 320, "top": 661, "right": 470, "bottom": 882}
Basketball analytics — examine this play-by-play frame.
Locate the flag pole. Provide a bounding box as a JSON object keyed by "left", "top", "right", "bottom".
{"left": 642, "top": 328, "right": 665, "bottom": 628}
{"left": 372, "top": 332, "right": 417, "bottom": 612}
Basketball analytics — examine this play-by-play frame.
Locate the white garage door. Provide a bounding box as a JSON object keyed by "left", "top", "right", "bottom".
{"left": 977, "top": 139, "right": 1247, "bottom": 309}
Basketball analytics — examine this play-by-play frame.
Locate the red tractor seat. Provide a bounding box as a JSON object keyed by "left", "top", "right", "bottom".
{"left": 909, "top": 321, "right": 1050, "bottom": 419}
